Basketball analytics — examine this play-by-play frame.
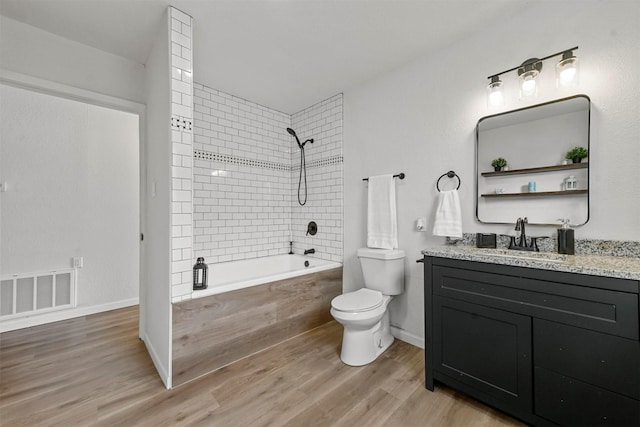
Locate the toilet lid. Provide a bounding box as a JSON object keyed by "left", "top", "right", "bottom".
{"left": 331, "top": 288, "right": 383, "bottom": 312}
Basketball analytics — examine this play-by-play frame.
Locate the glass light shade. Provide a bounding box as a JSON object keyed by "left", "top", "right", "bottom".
{"left": 519, "top": 70, "right": 539, "bottom": 99}
{"left": 487, "top": 78, "right": 505, "bottom": 108}
{"left": 556, "top": 56, "right": 579, "bottom": 89}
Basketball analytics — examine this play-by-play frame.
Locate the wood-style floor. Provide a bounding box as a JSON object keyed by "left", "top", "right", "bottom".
{"left": 0, "top": 306, "right": 524, "bottom": 426}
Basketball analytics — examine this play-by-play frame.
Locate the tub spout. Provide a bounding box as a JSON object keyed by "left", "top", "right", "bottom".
{"left": 304, "top": 248, "right": 315, "bottom": 255}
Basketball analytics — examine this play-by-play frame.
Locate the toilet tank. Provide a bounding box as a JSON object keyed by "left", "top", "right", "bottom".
{"left": 357, "top": 248, "right": 405, "bottom": 295}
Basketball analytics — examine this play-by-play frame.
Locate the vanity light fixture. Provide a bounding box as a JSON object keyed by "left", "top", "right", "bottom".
{"left": 487, "top": 46, "right": 579, "bottom": 106}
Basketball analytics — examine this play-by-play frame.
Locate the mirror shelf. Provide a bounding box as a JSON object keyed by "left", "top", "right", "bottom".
{"left": 481, "top": 189, "right": 587, "bottom": 198}
{"left": 481, "top": 162, "right": 588, "bottom": 177}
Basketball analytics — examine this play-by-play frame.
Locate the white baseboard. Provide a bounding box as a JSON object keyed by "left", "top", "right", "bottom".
{"left": 391, "top": 326, "right": 424, "bottom": 349}
{"left": 0, "top": 298, "right": 139, "bottom": 333}
{"left": 140, "top": 332, "right": 171, "bottom": 389}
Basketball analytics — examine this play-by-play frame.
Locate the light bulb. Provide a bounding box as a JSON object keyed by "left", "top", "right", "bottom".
{"left": 487, "top": 76, "right": 504, "bottom": 108}
{"left": 519, "top": 70, "right": 539, "bottom": 99}
{"left": 560, "top": 67, "right": 576, "bottom": 83}
{"left": 517, "top": 59, "right": 541, "bottom": 101}
{"left": 489, "top": 90, "right": 504, "bottom": 106}
{"left": 556, "top": 53, "right": 579, "bottom": 89}
{"left": 522, "top": 77, "right": 536, "bottom": 94}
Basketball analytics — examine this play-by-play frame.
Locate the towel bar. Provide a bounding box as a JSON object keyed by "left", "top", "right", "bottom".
{"left": 363, "top": 172, "right": 405, "bottom": 182}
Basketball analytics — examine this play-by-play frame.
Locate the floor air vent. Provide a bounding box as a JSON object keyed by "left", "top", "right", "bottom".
{"left": 0, "top": 269, "right": 77, "bottom": 320}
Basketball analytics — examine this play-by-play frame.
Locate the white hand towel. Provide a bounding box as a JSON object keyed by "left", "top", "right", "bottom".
{"left": 432, "top": 189, "right": 462, "bottom": 238}
{"left": 367, "top": 174, "right": 398, "bottom": 249}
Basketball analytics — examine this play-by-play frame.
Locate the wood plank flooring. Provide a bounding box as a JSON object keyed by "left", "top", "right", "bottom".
{"left": 1, "top": 306, "right": 524, "bottom": 426}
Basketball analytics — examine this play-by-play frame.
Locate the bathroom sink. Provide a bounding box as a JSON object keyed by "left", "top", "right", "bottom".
{"left": 475, "top": 248, "right": 567, "bottom": 263}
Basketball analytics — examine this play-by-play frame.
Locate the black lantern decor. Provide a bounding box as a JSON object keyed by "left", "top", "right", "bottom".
{"left": 193, "top": 257, "right": 208, "bottom": 290}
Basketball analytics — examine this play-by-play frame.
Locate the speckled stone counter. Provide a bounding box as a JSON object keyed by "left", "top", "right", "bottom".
{"left": 422, "top": 245, "right": 640, "bottom": 281}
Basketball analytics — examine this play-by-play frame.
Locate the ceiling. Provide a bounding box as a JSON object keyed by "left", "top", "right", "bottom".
{"left": 0, "top": 0, "right": 534, "bottom": 114}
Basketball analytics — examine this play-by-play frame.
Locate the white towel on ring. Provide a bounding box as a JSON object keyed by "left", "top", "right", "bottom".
{"left": 367, "top": 174, "right": 398, "bottom": 249}
{"left": 432, "top": 189, "right": 462, "bottom": 238}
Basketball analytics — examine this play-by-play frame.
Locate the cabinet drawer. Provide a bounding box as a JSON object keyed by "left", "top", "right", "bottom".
{"left": 535, "top": 366, "right": 640, "bottom": 426}
{"left": 433, "top": 265, "right": 639, "bottom": 339}
{"left": 534, "top": 319, "right": 640, "bottom": 399}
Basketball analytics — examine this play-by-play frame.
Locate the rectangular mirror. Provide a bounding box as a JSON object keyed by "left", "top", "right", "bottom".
{"left": 476, "top": 95, "right": 590, "bottom": 225}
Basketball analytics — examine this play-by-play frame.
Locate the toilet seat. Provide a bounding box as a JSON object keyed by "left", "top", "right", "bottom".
{"left": 331, "top": 288, "right": 383, "bottom": 313}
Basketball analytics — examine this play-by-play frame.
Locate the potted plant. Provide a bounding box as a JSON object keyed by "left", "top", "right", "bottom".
{"left": 491, "top": 157, "right": 508, "bottom": 171}
{"left": 566, "top": 146, "right": 588, "bottom": 163}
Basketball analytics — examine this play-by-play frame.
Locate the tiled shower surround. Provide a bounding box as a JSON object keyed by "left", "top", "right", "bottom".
{"left": 192, "top": 84, "right": 343, "bottom": 265}
{"left": 291, "top": 96, "right": 343, "bottom": 262}
{"left": 169, "top": 8, "right": 194, "bottom": 302}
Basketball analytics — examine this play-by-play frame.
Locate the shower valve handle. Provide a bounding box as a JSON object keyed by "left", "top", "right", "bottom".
{"left": 306, "top": 221, "right": 317, "bottom": 236}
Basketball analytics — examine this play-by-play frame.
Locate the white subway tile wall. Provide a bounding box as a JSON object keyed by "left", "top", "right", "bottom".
{"left": 192, "top": 84, "right": 343, "bottom": 266}
{"left": 291, "top": 94, "right": 343, "bottom": 263}
{"left": 170, "top": 7, "right": 194, "bottom": 302}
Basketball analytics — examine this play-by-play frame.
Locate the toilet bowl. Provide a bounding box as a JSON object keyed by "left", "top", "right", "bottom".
{"left": 331, "top": 288, "right": 394, "bottom": 366}
{"left": 331, "top": 248, "right": 405, "bottom": 366}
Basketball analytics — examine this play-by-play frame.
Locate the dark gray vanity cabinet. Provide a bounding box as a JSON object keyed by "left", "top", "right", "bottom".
{"left": 423, "top": 256, "right": 640, "bottom": 426}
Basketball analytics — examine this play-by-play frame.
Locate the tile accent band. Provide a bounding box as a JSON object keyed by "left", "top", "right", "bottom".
{"left": 194, "top": 149, "right": 342, "bottom": 172}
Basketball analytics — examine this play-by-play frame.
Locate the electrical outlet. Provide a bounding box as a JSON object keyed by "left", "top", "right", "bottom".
{"left": 72, "top": 257, "right": 84, "bottom": 268}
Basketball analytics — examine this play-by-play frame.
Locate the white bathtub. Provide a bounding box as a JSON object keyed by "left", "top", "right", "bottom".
{"left": 192, "top": 254, "right": 342, "bottom": 298}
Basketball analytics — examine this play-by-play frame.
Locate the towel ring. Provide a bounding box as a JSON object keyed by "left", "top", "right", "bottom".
{"left": 436, "top": 171, "right": 461, "bottom": 191}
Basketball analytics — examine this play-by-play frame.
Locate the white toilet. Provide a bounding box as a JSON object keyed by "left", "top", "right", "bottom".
{"left": 330, "top": 248, "right": 405, "bottom": 366}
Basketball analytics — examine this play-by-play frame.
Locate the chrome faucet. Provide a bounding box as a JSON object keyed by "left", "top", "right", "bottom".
{"left": 304, "top": 248, "right": 315, "bottom": 255}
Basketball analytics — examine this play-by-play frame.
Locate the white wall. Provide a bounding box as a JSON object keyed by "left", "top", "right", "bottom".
{"left": 141, "top": 10, "right": 172, "bottom": 388}
{"left": 344, "top": 0, "right": 640, "bottom": 346}
{"left": 0, "top": 83, "right": 139, "bottom": 317}
{"left": 0, "top": 15, "right": 145, "bottom": 104}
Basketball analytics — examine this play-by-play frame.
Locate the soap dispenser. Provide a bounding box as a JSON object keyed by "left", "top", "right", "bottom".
{"left": 557, "top": 218, "right": 575, "bottom": 255}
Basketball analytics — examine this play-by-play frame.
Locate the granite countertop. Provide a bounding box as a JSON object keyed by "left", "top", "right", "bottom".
{"left": 422, "top": 245, "right": 640, "bottom": 281}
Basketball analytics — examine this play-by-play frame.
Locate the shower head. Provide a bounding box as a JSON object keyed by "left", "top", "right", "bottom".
{"left": 286, "top": 127, "right": 302, "bottom": 148}
{"left": 287, "top": 127, "right": 314, "bottom": 148}
{"left": 287, "top": 127, "right": 308, "bottom": 149}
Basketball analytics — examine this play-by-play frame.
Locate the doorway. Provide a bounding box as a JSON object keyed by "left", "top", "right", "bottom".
{"left": 0, "top": 77, "right": 144, "bottom": 332}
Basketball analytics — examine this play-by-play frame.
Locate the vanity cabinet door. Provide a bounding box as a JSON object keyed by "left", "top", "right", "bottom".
{"left": 534, "top": 319, "right": 640, "bottom": 400}
{"left": 533, "top": 319, "right": 640, "bottom": 425}
{"left": 535, "top": 367, "right": 640, "bottom": 426}
{"left": 433, "top": 296, "right": 532, "bottom": 414}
